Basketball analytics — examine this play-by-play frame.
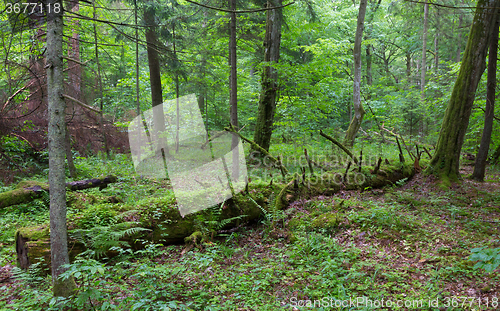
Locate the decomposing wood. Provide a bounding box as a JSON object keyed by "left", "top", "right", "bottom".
{"left": 17, "top": 162, "right": 417, "bottom": 272}
{"left": 414, "top": 157, "right": 421, "bottom": 173}
{"left": 423, "top": 146, "right": 432, "bottom": 159}
{"left": 372, "top": 157, "right": 382, "bottom": 174}
{"left": 319, "top": 130, "right": 358, "bottom": 164}
{"left": 62, "top": 94, "right": 101, "bottom": 113}
{"left": 398, "top": 134, "right": 415, "bottom": 161}
{"left": 358, "top": 150, "right": 363, "bottom": 172}
{"left": 304, "top": 149, "right": 314, "bottom": 174}
{"left": 274, "top": 174, "right": 298, "bottom": 210}
{"left": 1, "top": 81, "right": 34, "bottom": 113}
{"left": 224, "top": 124, "right": 289, "bottom": 174}
{"left": 343, "top": 161, "right": 352, "bottom": 182}
{"left": 277, "top": 156, "right": 287, "bottom": 179}
{"left": 396, "top": 136, "right": 405, "bottom": 163}
{"left": 200, "top": 130, "right": 226, "bottom": 150}
{"left": 0, "top": 176, "right": 117, "bottom": 209}
{"left": 309, "top": 159, "right": 330, "bottom": 171}
{"left": 382, "top": 128, "right": 416, "bottom": 160}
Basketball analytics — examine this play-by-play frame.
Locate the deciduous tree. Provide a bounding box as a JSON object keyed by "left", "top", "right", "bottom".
{"left": 343, "top": 0, "right": 368, "bottom": 148}
{"left": 426, "top": 0, "right": 500, "bottom": 184}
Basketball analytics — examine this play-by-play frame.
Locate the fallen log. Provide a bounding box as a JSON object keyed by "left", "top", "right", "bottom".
{"left": 0, "top": 176, "right": 117, "bottom": 209}
{"left": 16, "top": 163, "right": 415, "bottom": 272}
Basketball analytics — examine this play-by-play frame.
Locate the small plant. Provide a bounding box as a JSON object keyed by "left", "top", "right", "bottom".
{"left": 11, "top": 259, "right": 49, "bottom": 288}
{"left": 71, "top": 220, "right": 150, "bottom": 259}
{"left": 194, "top": 201, "right": 247, "bottom": 242}
{"left": 58, "top": 258, "right": 110, "bottom": 310}
{"left": 468, "top": 246, "right": 500, "bottom": 273}
{"left": 248, "top": 193, "right": 286, "bottom": 230}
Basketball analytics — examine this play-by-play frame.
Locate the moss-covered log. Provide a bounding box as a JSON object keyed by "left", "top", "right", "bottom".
{"left": 0, "top": 181, "right": 49, "bottom": 209}
{"left": 15, "top": 225, "right": 85, "bottom": 272}
{"left": 0, "top": 176, "right": 117, "bottom": 209}
{"left": 16, "top": 163, "right": 415, "bottom": 271}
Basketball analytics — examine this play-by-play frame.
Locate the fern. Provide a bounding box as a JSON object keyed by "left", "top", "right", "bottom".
{"left": 72, "top": 219, "right": 150, "bottom": 259}
{"left": 195, "top": 201, "right": 247, "bottom": 241}
{"left": 248, "top": 196, "right": 271, "bottom": 221}
{"left": 11, "top": 261, "right": 47, "bottom": 287}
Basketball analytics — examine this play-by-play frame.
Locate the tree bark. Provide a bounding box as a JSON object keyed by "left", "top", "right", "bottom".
{"left": 65, "top": 124, "right": 77, "bottom": 178}
{"left": 364, "top": 0, "right": 381, "bottom": 86}
{"left": 134, "top": 0, "right": 140, "bottom": 118}
{"left": 253, "top": 0, "right": 283, "bottom": 152}
{"left": 426, "top": 0, "right": 500, "bottom": 184}
{"left": 65, "top": 0, "right": 79, "bottom": 177}
{"left": 456, "top": 8, "right": 463, "bottom": 62}
{"left": 434, "top": 33, "right": 439, "bottom": 70}
{"left": 472, "top": 17, "right": 499, "bottom": 181}
{"left": 420, "top": 0, "right": 429, "bottom": 99}
{"left": 144, "top": 4, "right": 170, "bottom": 160}
{"left": 343, "top": 0, "right": 368, "bottom": 148}
{"left": 46, "top": 0, "right": 76, "bottom": 296}
{"left": 366, "top": 45, "right": 372, "bottom": 85}
{"left": 228, "top": 0, "right": 240, "bottom": 180}
{"left": 93, "top": 0, "right": 109, "bottom": 159}
{"left": 406, "top": 52, "right": 411, "bottom": 77}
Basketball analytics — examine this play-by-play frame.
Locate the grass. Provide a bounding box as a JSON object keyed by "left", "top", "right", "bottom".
{"left": 0, "top": 142, "right": 499, "bottom": 310}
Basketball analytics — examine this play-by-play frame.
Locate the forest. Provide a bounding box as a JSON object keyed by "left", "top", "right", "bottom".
{"left": 0, "top": 0, "right": 499, "bottom": 309}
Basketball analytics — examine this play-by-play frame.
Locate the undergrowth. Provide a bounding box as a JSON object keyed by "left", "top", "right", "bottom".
{"left": 0, "top": 142, "right": 499, "bottom": 310}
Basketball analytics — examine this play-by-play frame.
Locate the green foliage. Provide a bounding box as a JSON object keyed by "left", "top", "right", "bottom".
{"left": 469, "top": 246, "right": 500, "bottom": 273}
{"left": 71, "top": 219, "right": 150, "bottom": 259}
{"left": 11, "top": 260, "right": 49, "bottom": 288}
{"left": 194, "top": 202, "right": 247, "bottom": 242}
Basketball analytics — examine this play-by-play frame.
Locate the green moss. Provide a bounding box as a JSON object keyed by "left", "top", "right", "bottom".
{"left": 184, "top": 231, "right": 203, "bottom": 244}
{"left": 73, "top": 203, "right": 123, "bottom": 229}
{"left": 0, "top": 180, "right": 49, "bottom": 209}
{"left": 17, "top": 224, "right": 50, "bottom": 241}
{"left": 15, "top": 180, "right": 48, "bottom": 190}
{"left": 311, "top": 212, "right": 343, "bottom": 232}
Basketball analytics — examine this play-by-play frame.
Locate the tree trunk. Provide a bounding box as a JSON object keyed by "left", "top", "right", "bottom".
{"left": 343, "top": 0, "right": 368, "bottom": 148}
{"left": 93, "top": 0, "right": 109, "bottom": 159}
{"left": 65, "top": 0, "right": 79, "bottom": 177}
{"left": 366, "top": 44, "right": 372, "bottom": 85}
{"left": 253, "top": 0, "right": 283, "bottom": 153}
{"left": 456, "top": 8, "right": 463, "bottom": 62}
{"left": 65, "top": 124, "right": 77, "bottom": 178}
{"left": 434, "top": 33, "right": 439, "bottom": 70}
{"left": 406, "top": 52, "right": 411, "bottom": 77}
{"left": 228, "top": 0, "right": 240, "bottom": 180}
{"left": 364, "top": 0, "right": 381, "bottom": 86}
{"left": 134, "top": 0, "right": 141, "bottom": 118}
{"left": 420, "top": 0, "right": 428, "bottom": 99}
{"left": 472, "top": 17, "right": 499, "bottom": 181}
{"left": 46, "top": 0, "right": 76, "bottom": 296}
{"left": 144, "top": 4, "right": 170, "bottom": 160}
{"left": 426, "top": 0, "right": 500, "bottom": 184}
{"left": 173, "top": 23, "right": 180, "bottom": 154}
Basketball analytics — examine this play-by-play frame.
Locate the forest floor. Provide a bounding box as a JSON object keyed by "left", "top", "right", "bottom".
{"left": 0, "top": 146, "right": 499, "bottom": 310}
